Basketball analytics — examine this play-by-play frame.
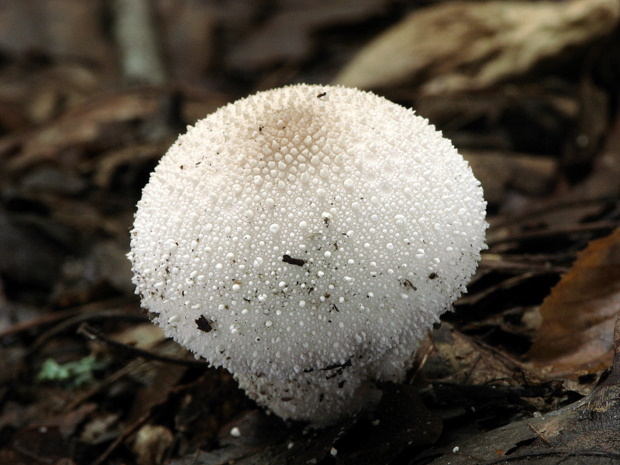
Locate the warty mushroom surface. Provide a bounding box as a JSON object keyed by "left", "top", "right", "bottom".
{"left": 128, "top": 84, "right": 487, "bottom": 426}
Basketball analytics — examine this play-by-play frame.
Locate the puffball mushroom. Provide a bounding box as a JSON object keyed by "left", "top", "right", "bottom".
{"left": 128, "top": 84, "right": 487, "bottom": 426}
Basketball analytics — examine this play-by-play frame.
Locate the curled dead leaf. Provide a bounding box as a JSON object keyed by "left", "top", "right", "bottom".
{"left": 528, "top": 228, "right": 620, "bottom": 379}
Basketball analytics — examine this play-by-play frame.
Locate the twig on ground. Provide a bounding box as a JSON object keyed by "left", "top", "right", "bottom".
{"left": 27, "top": 305, "right": 147, "bottom": 356}
{"left": 77, "top": 323, "right": 209, "bottom": 368}
{"left": 487, "top": 221, "right": 619, "bottom": 247}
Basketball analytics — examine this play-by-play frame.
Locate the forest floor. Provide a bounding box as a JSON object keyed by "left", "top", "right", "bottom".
{"left": 1, "top": 1, "right": 620, "bottom": 464}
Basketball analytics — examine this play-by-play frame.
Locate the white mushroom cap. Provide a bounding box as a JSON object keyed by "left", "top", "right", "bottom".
{"left": 128, "top": 84, "right": 487, "bottom": 426}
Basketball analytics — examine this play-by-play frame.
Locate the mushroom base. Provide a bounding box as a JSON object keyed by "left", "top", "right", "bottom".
{"left": 235, "top": 371, "right": 383, "bottom": 427}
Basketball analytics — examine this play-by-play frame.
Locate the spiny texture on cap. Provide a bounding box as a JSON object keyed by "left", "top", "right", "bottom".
{"left": 129, "top": 84, "right": 487, "bottom": 426}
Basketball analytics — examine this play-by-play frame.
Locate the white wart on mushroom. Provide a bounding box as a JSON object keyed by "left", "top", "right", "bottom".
{"left": 129, "top": 85, "right": 486, "bottom": 425}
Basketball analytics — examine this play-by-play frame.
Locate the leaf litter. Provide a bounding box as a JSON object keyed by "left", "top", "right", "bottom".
{"left": 0, "top": 0, "right": 619, "bottom": 464}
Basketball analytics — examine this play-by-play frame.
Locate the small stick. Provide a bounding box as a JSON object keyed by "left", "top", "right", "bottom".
{"left": 487, "top": 221, "right": 618, "bottom": 247}
{"left": 77, "top": 323, "right": 209, "bottom": 368}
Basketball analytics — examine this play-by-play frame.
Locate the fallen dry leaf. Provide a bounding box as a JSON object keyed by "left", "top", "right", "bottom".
{"left": 528, "top": 228, "right": 620, "bottom": 378}
{"left": 417, "top": 370, "right": 620, "bottom": 464}
{"left": 333, "top": 0, "right": 619, "bottom": 94}
{"left": 418, "top": 316, "right": 620, "bottom": 465}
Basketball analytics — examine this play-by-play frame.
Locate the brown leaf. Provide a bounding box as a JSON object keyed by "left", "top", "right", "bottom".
{"left": 333, "top": 0, "right": 620, "bottom": 94}
{"left": 528, "top": 228, "right": 620, "bottom": 378}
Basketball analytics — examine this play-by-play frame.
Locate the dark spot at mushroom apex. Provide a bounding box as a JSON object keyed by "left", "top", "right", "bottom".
{"left": 196, "top": 315, "right": 214, "bottom": 333}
